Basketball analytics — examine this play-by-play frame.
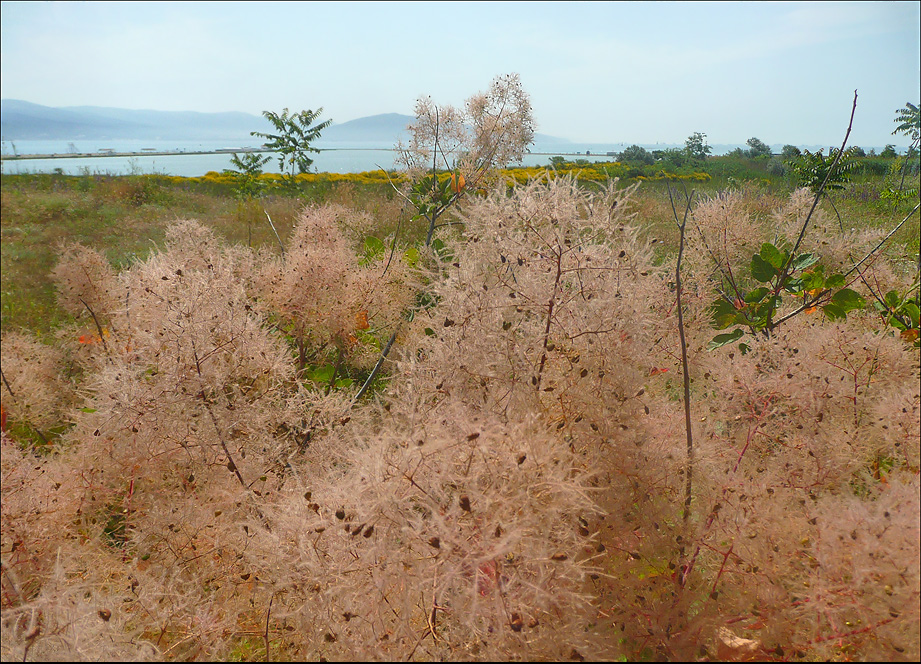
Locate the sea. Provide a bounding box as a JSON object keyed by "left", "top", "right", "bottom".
{"left": 0, "top": 138, "right": 855, "bottom": 178}
{"left": 0, "top": 138, "right": 698, "bottom": 177}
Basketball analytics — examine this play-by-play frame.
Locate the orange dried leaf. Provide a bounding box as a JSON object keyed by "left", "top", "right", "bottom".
{"left": 450, "top": 173, "right": 466, "bottom": 193}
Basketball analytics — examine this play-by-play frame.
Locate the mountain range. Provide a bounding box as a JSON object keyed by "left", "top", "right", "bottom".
{"left": 0, "top": 100, "right": 567, "bottom": 145}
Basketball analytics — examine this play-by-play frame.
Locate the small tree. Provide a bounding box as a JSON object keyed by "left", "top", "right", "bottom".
{"left": 252, "top": 108, "right": 332, "bottom": 192}
{"left": 685, "top": 131, "right": 711, "bottom": 161}
{"left": 781, "top": 144, "right": 801, "bottom": 159}
{"left": 223, "top": 151, "right": 271, "bottom": 247}
{"left": 224, "top": 152, "right": 270, "bottom": 201}
{"left": 619, "top": 144, "right": 654, "bottom": 165}
{"left": 880, "top": 144, "right": 898, "bottom": 158}
{"left": 745, "top": 137, "right": 772, "bottom": 159}
{"left": 893, "top": 102, "right": 920, "bottom": 149}
{"left": 785, "top": 147, "right": 859, "bottom": 229}
{"left": 786, "top": 148, "right": 858, "bottom": 195}
{"left": 890, "top": 102, "right": 920, "bottom": 201}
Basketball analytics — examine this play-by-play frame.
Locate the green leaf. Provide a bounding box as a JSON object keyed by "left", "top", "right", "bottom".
{"left": 80, "top": 407, "right": 98, "bottom": 413}
{"left": 751, "top": 297, "right": 781, "bottom": 327}
{"left": 783, "top": 277, "right": 804, "bottom": 294}
{"left": 751, "top": 254, "right": 777, "bottom": 283}
{"left": 791, "top": 253, "right": 819, "bottom": 271}
{"left": 744, "top": 287, "right": 770, "bottom": 303}
{"left": 831, "top": 288, "right": 865, "bottom": 312}
{"left": 801, "top": 270, "right": 825, "bottom": 292}
{"left": 431, "top": 238, "right": 454, "bottom": 262}
{"left": 403, "top": 247, "right": 420, "bottom": 267}
{"left": 822, "top": 303, "right": 847, "bottom": 321}
{"left": 707, "top": 328, "right": 745, "bottom": 350}
{"left": 709, "top": 299, "right": 741, "bottom": 329}
{"left": 307, "top": 365, "right": 335, "bottom": 383}
{"left": 904, "top": 302, "right": 920, "bottom": 328}
{"left": 825, "top": 274, "right": 846, "bottom": 289}
{"left": 883, "top": 290, "right": 902, "bottom": 309}
{"left": 759, "top": 243, "right": 786, "bottom": 270}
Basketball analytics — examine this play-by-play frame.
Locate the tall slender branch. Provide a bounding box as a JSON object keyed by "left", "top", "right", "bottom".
{"left": 263, "top": 209, "right": 285, "bottom": 256}
{"left": 780, "top": 91, "right": 858, "bottom": 287}
{"left": 667, "top": 184, "right": 696, "bottom": 527}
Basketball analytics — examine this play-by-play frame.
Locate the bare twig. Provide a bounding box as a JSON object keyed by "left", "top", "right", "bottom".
{"left": 191, "top": 343, "right": 246, "bottom": 488}
{"left": 843, "top": 201, "right": 920, "bottom": 279}
{"left": 666, "top": 183, "right": 696, "bottom": 527}
{"left": 263, "top": 593, "right": 274, "bottom": 662}
{"left": 351, "top": 329, "right": 398, "bottom": 404}
{"left": 79, "top": 297, "right": 109, "bottom": 353}
{"left": 1, "top": 368, "right": 14, "bottom": 397}
{"left": 781, "top": 91, "right": 858, "bottom": 287}
{"left": 263, "top": 209, "right": 285, "bottom": 256}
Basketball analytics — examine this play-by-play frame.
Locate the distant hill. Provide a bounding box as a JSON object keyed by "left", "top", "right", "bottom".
{"left": 0, "top": 100, "right": 269, "bottom": 140}
{"left": 319, "top": 113, "right": 413, "bottom": 146}
{"left": 1, "top": 100, "right": 567, "bottom": 146}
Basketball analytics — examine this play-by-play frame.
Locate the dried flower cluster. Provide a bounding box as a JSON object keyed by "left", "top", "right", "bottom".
{"left": 2, "top": 173, "right": 918, "bottom": 661}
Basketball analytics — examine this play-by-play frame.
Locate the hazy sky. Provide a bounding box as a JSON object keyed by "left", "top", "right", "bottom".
{"left": 1, "top": 1, "right": 919, "bottom": 147}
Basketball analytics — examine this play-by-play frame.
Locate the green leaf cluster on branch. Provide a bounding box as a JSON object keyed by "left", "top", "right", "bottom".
{"left": 708, "top": 241, "right": 865, "bottom": 351}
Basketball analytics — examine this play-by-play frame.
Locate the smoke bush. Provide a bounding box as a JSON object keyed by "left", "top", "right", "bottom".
{"left": 1, "top": 176, "right": 918, "bottom": 661}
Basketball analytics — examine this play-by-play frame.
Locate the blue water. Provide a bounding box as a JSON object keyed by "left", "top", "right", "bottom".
{"left": 0, "top": 137, "right": 691, "bottom": 177}
{"left": 2, "top": 137, "right": 856, "bottom": 177}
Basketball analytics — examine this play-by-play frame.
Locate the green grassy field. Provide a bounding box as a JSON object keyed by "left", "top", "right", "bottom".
{"left": 2, "top": 156, "right": 917, "bottom": 336}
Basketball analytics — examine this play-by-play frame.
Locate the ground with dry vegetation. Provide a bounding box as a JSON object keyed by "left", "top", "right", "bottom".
{"left": 1, "top": 167, "right": 919, "bottom": 661}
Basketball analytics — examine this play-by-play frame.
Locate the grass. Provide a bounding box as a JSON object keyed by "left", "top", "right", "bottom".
{"left": 1, "top": 160, "right": 918, "bottom": 335}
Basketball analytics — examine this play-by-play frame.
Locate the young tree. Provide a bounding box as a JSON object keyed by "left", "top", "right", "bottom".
{"left": 887, "top": 102, "right": 920, "bottom": 205}
{"left": 893, "top": 102, "right": 920, "bottom": 149}
{"left": 618, "top": 144, "right": 654, "bottom": 165}
{"left": 745, "top": 137, "right": 772, "bottom": 159}
{"left": 223, "top": 152, "right": 270, "bottom": 201}
{"left": 252, "top": 108, "right": 332, "bottom": 191}
{"left": 786, "top": 147, "right": 858, "bottom": 195}
{"left": 223, "top": 151, "right": 271, "bottom": 247}
{"left": 684, "top": 131, "right": 711, "bottom": 161}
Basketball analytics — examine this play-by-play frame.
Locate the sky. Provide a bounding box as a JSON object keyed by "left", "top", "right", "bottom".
{"left": 1, "top": 1, "right": 919, "bottom": 147}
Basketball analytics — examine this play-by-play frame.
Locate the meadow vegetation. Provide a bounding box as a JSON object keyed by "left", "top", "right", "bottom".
{"left": 1, "top": 82, "right": 919, "bottom": 661}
